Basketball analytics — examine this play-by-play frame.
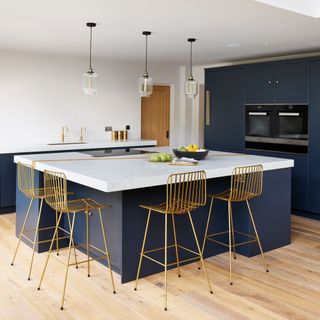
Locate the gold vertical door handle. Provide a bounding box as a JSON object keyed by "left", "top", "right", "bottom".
{"left": 205, "top": 90, "right": 211, "bottom": 126}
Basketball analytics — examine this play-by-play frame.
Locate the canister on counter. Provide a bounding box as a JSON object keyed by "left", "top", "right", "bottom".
{"left": 118, "top": 130, "right": 124, "bottom": 141}
{"left": 112, "top": 131, "right": 118, "bottom": 141}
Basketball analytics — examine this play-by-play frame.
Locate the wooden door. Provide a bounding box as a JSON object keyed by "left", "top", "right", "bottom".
{"left": 141, "top": 85, "right": 170, "bottom": 146}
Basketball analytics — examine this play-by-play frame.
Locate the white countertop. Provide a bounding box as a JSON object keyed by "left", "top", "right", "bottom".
{"left": 0, "top": 139, "right": 157, "bottom": 154}
{"left": 14, "top": 147, "right": 294, "bottom": 193}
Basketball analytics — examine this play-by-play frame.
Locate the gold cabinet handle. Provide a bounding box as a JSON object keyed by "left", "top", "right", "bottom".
{"left": 205, "top": 90, "right": 211, "bottom": 126}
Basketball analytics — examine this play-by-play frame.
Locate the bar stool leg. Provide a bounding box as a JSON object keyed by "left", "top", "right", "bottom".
{"left": 164, "top": 213, "right": 168, "bottom": 311}
{"left": 134, "top": 209, "right": 152, "bottom": 291}
{"left": 98, "top": 208, "right": 116, "bottom": 294}
{"left": 171, "top": 214, "right": 181, "bottom": 277}
{"left": 86, "top": 211, "right": 90, "bottom": 277}
{"left": 60, "top": 212, "right": 76, "bottom": 310}
{"left": 38, "top": 211, "right": 63, "bottom": 290}
{"left": 56, "top": 211, "right": 59, "bottom": 256}
{"left": 228, "top": 201, "right": 233, "bottom": 285}
{"left": 246, "top": 200, "right": 269, "bottom": 273}
{"left": 188, "top": 211, "right": 213, "bottom": 294}
{"left": 11, "top": 198, "right": 34, "bottom": 266}
{"left": 28, "top": 198, "right": 44, "bottom": 280}
{"left": 67, "top": 212, "right": 78, "bottom": 269}
{"left": 199, "top": 197, "right": 215, "bottom": 270}
{"left": 230, "top": 203, "right": 236, "bottom": 260}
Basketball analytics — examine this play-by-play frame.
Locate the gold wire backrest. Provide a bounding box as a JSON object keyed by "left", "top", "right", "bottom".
{"left": 17, "top": 162, "right": 35, "bottom": 198}
{"left": 43, "top": 170, "right": 68, "bottom": 212}
{"left": 166, "top": 171, "right": 207, "bottom": 214}
{"left": 230, "top": 165, "right": 263, "bottom": 201}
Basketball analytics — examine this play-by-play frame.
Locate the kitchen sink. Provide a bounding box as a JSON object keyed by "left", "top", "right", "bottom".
{"left": 47, "top": 142, "right": 88, "bottom": 145}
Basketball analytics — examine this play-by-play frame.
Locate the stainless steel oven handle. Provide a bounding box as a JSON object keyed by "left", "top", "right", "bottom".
{"left": 205, "top": 90, "right": 210, "bottom": 126}
{"left": 248, "top": 112, "right": 268, "bottom": 116}
{"left": 278, "top": 112, "right": 300, "bottom": 116}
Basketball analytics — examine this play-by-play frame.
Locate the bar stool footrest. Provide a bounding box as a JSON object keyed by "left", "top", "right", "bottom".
{"left": 206, "top": 230, "right": 258, "bottom": 248}
{"left": 141, "top": 244, "right": 201, "bottom": 267}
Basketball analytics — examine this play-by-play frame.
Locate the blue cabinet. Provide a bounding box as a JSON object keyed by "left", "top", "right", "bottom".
{"left": 246, "top": 64, "right": 274, "bottom": 102}
{"left": 274, "top": 61, "right": 308, "bottom": 102}
{"left": 205, "top": 67, "right": 245, "bottom": 152}
{"left": 275, "top": 153, "right": 308, "bottom": 211}
{"left": 308, "top": 159, "right": 320, "bottom": 214}
{"left": 245, "top": 60, "right": 308, "bottom": 103}
{"left": 309, "top": 60, "right": 320, "bottom": 159}
{"left": 0, "top": 154, "right": 16, "bottom": 209}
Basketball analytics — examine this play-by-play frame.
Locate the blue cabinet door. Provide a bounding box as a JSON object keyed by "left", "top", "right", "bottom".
{"left": 204, "top": 68, "right": 245, "bottom": 152}
{"left": 309, "top": 159, "right": 320, "bottom": 214}
{"left": 274, "top": 61, "right": 308, "bottom": 103}
{"left": 309, "top": 60, "right": 320, "bottom": 159}
{"left": 274, "top": 153, "right": 308, "bottom": 211}
{"left": 246, "top": 64, "right": 274, "bottom": 103}
{"left": 0, "top": 154, "right": 16, "bottom": 208}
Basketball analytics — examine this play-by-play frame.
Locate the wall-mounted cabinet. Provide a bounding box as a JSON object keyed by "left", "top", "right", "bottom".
{"left": 204, "top": 67, "right": 245, "bottom": 153}
{"left": 246, "top": 61, "right": 308, "bottom": 103}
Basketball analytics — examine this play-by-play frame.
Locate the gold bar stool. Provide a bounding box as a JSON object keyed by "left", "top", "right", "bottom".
{"left": 202, "top": 164, "right": 269, "bottom": 285}
{"left": 37, "top": 169, "right": 116, "bottom": 310}
{"left": 134, "top": 170, "right": 213, "bottom": 311}
{"left": 11, "top": 162, "right": 64, "bottom": 280}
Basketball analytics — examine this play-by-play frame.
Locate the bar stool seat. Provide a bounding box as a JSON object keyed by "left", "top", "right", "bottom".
{"left": 211, "top": 189, "right": 257, "bottom": 202}
{"left": 135, "top": 171, "right": 213, "bottom": 311}
{"left": 140, "top": 199, "right": 197, "bottom": 214}
{"left": 65, "top": 198, "right": 105, "bottom": 212}
{"left": 37, "top": 169, "right": 116, "bottom": 310}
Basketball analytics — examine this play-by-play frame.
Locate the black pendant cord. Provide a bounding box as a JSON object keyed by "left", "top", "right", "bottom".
{"left": 89, "top": 26, "right": 93, "bottom": 71}
{"left": 189, "top": 41, "right": 193, "bottom": 78}
{"left": 86, "top": 22, "right": 96, "bottom": 73}
{"left": 144, "top": 34, "right": 148, "bottom": 76}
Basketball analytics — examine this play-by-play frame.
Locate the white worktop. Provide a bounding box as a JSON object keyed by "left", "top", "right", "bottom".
{"left": 0, "top": 139, "right": 157, "bottom": 154}
{"left": 14, "top": 147, "right": 294, "bottom": 193}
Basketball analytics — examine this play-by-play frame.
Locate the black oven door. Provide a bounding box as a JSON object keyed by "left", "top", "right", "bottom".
{"left": 245, "top": 105, "right": 274, "bottom": 142}
{"left": 274, "top": 105, "right": 308, "bottom": 145}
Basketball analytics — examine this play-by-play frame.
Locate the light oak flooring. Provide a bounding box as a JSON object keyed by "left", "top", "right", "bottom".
{"left": 0, "top": 213, "right": 319, "bottom": 320}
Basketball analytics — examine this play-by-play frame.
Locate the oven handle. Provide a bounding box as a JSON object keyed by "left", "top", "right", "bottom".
{"left": 278, "top": 112, "right": 300, "bottom": 117}
{"left": 248, "top": 112, "right": 268, "bottom": 116}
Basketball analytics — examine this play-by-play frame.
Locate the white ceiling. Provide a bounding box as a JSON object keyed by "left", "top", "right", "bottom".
{"left": 1, "top": 0, "right": 320, "bottom": 65}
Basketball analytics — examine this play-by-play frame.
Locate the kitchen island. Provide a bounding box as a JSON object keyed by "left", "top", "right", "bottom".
{"left": 14, "top": 148, "right": 294, "bottom": 283}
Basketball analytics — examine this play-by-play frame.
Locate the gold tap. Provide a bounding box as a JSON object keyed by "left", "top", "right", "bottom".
{"left": 80, "top": 127, "right": 86, "bottom": 142}
{"left": 61, "top": 126, "right": 68, "bottom": 143}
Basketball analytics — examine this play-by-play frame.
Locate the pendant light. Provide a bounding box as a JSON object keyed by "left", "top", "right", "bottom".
{"left": 138, "top": 31, "right": 153, "bottom": 97}
{"left": 82, "top": 22, "right": 98, "bottom": 96}
{"left": 185, "top": 38, "right": 198, "bottom": 98}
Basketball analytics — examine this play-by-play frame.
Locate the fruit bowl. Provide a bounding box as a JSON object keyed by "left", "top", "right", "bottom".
{"left": 172, "top": 149, "right": 209, "bottom": 161}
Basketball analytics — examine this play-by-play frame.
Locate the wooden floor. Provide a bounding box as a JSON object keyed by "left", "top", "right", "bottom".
{"left": 0, "top": 213, "right": 319, "bottom": 320}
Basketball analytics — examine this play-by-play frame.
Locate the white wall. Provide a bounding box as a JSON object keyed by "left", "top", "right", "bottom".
{"left": 0, "top": 51, "right": 182, "bottom": 147}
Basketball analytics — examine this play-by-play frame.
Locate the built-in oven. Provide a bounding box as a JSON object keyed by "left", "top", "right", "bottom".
{"left": 245, "top": 104, "right": 308, "bottom": 154}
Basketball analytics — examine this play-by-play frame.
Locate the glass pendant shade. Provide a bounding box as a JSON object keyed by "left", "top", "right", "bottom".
{"left": 82, "top": 70, "right": 98, "bottom": 96}
{"left": 138, "top": 74, "right": 153, "bottom": 97}
{"left": 185, "top": 76, "right": 198, "bottom": 98}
